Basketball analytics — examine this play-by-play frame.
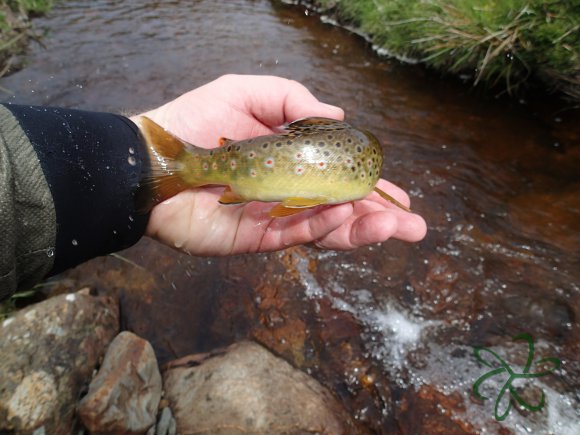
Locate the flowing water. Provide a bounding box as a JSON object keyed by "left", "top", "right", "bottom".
{"left": 2, "top": 1, "right": 578, "bottom": 433}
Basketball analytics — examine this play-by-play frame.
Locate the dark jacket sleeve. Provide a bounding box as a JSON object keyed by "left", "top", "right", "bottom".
{"left": 0, "top": 104, "right": 149, "bottom": 300}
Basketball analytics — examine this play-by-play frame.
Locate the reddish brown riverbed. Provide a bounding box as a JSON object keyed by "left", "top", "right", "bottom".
{"left": 2, "top": 1, "right": 578, "bottom": 433}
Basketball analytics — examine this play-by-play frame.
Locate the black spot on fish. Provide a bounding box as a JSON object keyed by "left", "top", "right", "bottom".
{"left": 372, "top": 149, "right": 377, "bottom": 155}
{"left": 227, "top": 145, "right": 232, "bottom": 152}
{"left": 209, "top": 150, "right": 214, "bottom": 156}
{"left": 347, "top": 138, "right": 352, "bottom": 144}
{"left": 276, "top": 142, "right": 282, "bottom": 148}
{"left": 262, "top": 143, "right": 269, "bottom": 149}
{"left": 323, "top": 151, "right": 330, "bottom": 157}
{"left": 235, "top": 145, "right": 241, "bottom": 151}
{"left": 356, "top": 146, "right": 363, "bottom": 153}
{"left": 335, "top": 142, "right": 342, "bottom": 148}
{"left": 304, "top": 140, "right": 311, "bottom": 145}
{"left": 327, "top": 135, "right": 333, "bottom": 140}
{"left": 351, "top": 167, "right": 356, "bottom": 172}
{"left": 318, "top": 141, "right": 326, "bottom": 147}
{"left": 286, "top": 140, "right": 293, "bottom": 145}
{"left": 357, "top": 161, "right": 362, "bottom": 167}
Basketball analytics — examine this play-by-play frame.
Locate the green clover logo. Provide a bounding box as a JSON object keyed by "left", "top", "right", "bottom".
{"left": 472, "top": 333, "right": 561, "bottom": 421}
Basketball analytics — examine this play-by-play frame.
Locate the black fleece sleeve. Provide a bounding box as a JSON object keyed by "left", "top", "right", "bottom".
{"left": 3, "top": 105, "right": 149, "bottom": 276}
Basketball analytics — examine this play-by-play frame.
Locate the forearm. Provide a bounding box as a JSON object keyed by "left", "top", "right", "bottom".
{"left": 0, "top": 104, "right": 150, "bottom": 300}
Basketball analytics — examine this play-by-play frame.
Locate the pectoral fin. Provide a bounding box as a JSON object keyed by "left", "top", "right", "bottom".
{"left": 373, "top": 187, "right": 411, "bottom": 212}
{"left": 218, "top": 187, "right": 247, "bottom": 205}
{"left": 269, "top": 197, "right": 328, "bottom": 218}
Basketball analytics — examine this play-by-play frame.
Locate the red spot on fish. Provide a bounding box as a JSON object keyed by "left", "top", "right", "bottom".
{"left": 264, "top": 158, "right": 275, "bottom": 168}
{"left": 295, "top": 165, "right": 304, "bottom": 175}
{"left": 317, "top": 161, "right": 327, "bottom": 170}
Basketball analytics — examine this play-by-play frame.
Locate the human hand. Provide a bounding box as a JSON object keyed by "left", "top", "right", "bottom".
{"left": 132, "top": 74, "right": 427, "bottom": 256}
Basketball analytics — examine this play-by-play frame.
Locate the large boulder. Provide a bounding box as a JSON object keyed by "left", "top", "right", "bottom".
{"left": 0, "top": 290, "right": 119, "bottom": 433}
{"left": 163, "top": 340, "right": 356, "bottom": 434}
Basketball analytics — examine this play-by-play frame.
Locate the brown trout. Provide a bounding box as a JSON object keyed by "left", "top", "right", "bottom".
{"left": 137, "top": 116, "right": 410, "bottom": 217}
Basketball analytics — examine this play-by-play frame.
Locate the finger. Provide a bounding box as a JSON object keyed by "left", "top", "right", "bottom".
{"left": 239, "top": 75, "right": 344, "bottom": 126}
{"left": 282, "top": 79, "right": 344, "bottom": 123}
{"left": 259, "top": 202, "right": 353, "bottom": 251}
{"left": 393, "top": 212, "right": 428, "bottom": 242}
{"left": 354, "top": 196, "right": 427, "bottom": 243}
{"left": 314, "top": 206, "right": 397, "bottom": 250}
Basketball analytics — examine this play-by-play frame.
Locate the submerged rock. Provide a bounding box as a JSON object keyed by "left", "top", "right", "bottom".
{"left": 163, "top": 340, "right": 356, "bottom": 434}
{"left": 78, "top": 331, "right": 162, "bottom": 434}
{"left": 0, "top": 289, "right": 119, "bottom": 433}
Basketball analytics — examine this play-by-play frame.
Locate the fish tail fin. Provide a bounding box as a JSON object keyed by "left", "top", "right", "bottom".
{"left": 135, "top": 116, "right": 190, "bottom": 212}
{"left": 373, "top": 187, "right": 412, "bottom": 212}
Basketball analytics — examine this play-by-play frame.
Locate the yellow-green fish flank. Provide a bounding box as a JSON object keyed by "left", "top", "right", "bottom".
{"left": 137, "top": 117, "right": 410, "bottom": 217}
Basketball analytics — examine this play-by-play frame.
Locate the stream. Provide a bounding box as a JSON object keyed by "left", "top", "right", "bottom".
{"left": 1, "top": 1, "right": 578, "bottom": 433}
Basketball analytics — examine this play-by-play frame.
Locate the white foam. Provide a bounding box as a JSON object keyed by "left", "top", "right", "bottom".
{"left": 291, "top": 250, "right": 578, "bottom": 433}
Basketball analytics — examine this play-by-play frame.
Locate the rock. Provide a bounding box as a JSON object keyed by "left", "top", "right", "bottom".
{"left": 0, "top": 290, "right": 119, "bottom": 433}
{"left": 163, "top": 341, "right": 356, "bottom": 434}
{"left": 78, "top": 331, "right": 162, "bottom": 434}
{"left": 396, "top": 385, "right": 508, "bottom": 435}
{"left": 154, "top": 407, "right": 176, "bottom": 435}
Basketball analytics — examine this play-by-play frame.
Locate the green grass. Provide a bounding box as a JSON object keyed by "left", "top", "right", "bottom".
{"left": 0, "top": 0, "right": 53, "bottom": 76}
{"left": 312, "top": 0, "right": 579, "bottom": 100}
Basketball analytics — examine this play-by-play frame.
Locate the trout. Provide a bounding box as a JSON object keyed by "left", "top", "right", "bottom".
{"left": 137, "top": 116, "right": 410, "bottom": 217}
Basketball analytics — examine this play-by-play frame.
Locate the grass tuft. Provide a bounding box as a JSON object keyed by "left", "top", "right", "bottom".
{"left": 312, "top": 0, "right": 579, "bottom": 100}
{"left": 0, "top": 0, "right": 53, "bottom": 77}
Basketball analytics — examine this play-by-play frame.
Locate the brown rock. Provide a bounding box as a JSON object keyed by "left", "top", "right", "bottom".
{"left": 78, "top": 331, "right": 162, "bottom": 434}
{"left": 0, "top": 290, "right": 119, "bottom": 433}
{"left": 397, "top": 384, "right": 509, "bottom": 435}
{"left": 163, "top": 341, "right": 356, "bottom": 434}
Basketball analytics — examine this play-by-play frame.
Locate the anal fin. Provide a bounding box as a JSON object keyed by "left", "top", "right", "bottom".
{"left": 218, "top": 187, "right": 247, "bottom": 205}
{"left": 269, "top": 197, "right": 328, "bottom": 218}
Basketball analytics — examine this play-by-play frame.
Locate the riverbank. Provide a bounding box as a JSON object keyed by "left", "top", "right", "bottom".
{"left": 0, "top": 0, "right": 52, "bottom": 77}
{"left": 307, "top": 0, "right": 579, "bottom": 101}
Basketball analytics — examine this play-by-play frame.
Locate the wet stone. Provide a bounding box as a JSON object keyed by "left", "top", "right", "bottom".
{"left": 78, "top": 331, "right": 162, "bottom": 434}
{"left": 163, "top": 341, "right": 356, "bottom": 434}
{"left": 0, "top": 289, "right": 119, "bottom": 433}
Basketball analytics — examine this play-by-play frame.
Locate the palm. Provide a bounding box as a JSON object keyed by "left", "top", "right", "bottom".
{"left": 134, "top": 75, "right": 427, "bottom": 255}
